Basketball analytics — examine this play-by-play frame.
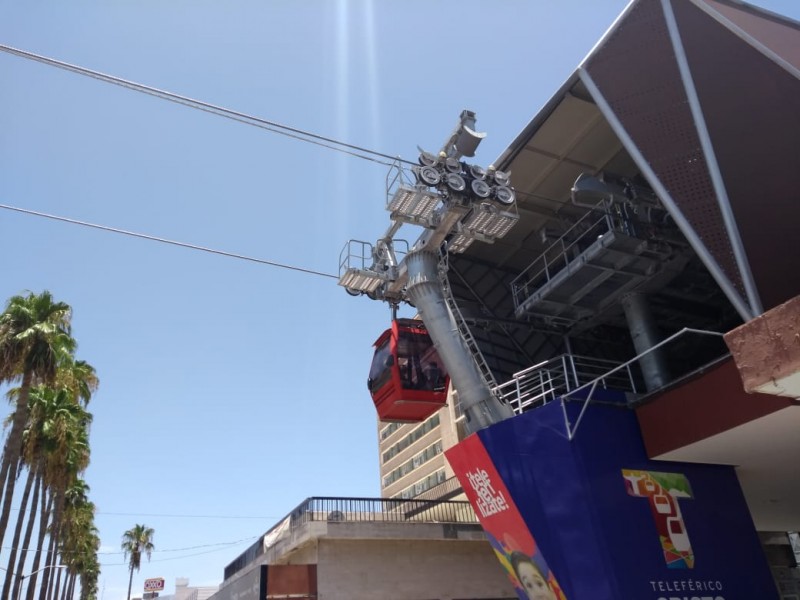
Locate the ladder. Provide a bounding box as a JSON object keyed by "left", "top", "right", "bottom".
{"left": 438, "top": 248, "right": 498, "bottom": 390}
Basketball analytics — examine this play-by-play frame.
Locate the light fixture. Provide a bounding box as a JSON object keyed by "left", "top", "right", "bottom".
{"left": 388, "top": 185, "right": 441, "bottom": 220}
{"left": 463, "top": 202, "right": 518, "bottom": 236}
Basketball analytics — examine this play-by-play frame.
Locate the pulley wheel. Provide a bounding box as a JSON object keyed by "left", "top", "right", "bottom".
{"left": 471, "top": 179, "right": 491, "bottom": 199}
{"left": 445, "top": 173, "right": 466, "bottom": 192}
{"left": 494, "top": 185, "right": 515, "bottom": 205}
{"left": 418, "top": 165, "right": 441, "bottom": 187}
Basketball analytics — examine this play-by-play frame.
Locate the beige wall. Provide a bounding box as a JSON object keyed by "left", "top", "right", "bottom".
{"left": 315, "top": 538, "right": 514, "bottom": 600}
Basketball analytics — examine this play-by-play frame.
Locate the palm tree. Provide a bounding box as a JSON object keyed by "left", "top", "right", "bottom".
{"left": 55, "top": 358, "right": 98, "bottom": 408}
{"left": 10, "top": 384, "right": 93, "bottom": 600}
{"left": 58, "top": 480, "right": 99, "bottom": 600}
{"left": 0, "top": 291, "right": 74, "bottom": 543}
{"left": 121, "top": 524, "right": 155, "bottom": 600}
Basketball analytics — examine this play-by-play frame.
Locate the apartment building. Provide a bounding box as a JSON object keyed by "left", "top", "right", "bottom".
{"left": 377, "top": 388, "right": 465, "bottom": 501}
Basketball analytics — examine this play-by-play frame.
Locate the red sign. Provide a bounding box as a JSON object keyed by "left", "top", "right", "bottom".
{"left": 143, "top": 578, "right": 164, "bottom": 592}
{"left": 446, "top": 434, "right": 567, "bottom": 600}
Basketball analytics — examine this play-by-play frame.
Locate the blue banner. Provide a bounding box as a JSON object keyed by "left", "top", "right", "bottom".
{"left": 447, "top": 401, "right": 777, "bottom": 600}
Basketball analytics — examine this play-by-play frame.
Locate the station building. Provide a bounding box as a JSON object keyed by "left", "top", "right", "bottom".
{"left": 217, "top": 0, "right": 800, "bottom": 598}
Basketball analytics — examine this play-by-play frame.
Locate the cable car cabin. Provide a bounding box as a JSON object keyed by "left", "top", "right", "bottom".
{"left": 367, "top": 318, "right": 449, "bottom": 422}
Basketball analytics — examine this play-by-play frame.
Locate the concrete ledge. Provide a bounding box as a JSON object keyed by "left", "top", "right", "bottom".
{"left": 725, "top": 294, "right": 800, "bottom": 397}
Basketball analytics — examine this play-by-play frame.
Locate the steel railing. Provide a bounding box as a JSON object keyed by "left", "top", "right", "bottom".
{"left": 493, "top": 353, "right": 637, "bottom": 414}
{"left": 386, "top": 158, "right": 416, "bottom": 203}
{"left": 511, "top": 199, "right": 619, "bottom": 310}
{"left": 561, "top": 327, "right": 725, "bottom": 440}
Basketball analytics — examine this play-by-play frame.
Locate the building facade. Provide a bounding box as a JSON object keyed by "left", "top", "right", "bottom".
{"left": 209, "top": 496, "right": 514, "bottom": 600}
{"left": 350, "top": 1, "right": 800, "bottom": 597}
{"left": 377, "top": 387, "right": 465, "bottom": 501}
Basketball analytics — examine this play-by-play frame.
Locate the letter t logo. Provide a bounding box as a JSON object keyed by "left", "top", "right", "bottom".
{"left": 622, "top": 469, "right": 695, "bottom": 569}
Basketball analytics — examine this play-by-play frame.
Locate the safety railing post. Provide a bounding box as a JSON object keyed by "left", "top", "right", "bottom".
{"left": 626, "top": 363, "right": 637, "bottom": 394}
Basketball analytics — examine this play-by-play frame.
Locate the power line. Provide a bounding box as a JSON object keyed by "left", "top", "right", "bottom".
{"left": 7, "top": 505, "right": 280, "bottom": 520}
{"left": 101, "top": 539, "right": 255, "bottom": 566}
{"left": 96, "top": 511, "right": 277, "bottom": 520}
{"left": 0, "top": 203, "right": 338, "bottom": 280}
{"left": 104, "top": 536, "right": 260, "bottom": 556}
{"left": 0, "top": 43, "right": 415, "bottom": 168}
{"left": 4, "top": 536, "right": 260, "bottom": 557}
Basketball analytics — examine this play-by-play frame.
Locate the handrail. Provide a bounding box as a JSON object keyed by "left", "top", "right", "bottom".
{"left": 562, "top": 327, "right": 725, "bottom": 440}
{"left": 439, "top": 248, "right": 498, "bottom": 390}
{"left": 511, "top": 199, "right": 614, "bottom": 308}
{"left": 385, "top": 158, "right": 415, "bottom": 204}
{"left": 492, "top": 352, "right": 637, "bottom": 414}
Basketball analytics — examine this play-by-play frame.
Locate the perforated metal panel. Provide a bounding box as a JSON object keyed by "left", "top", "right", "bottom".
{"left": 584, "top": 0, "right": 744, "bottom": 298}
{"left": 674, "top": 0, "right": 800, "bottom": 309}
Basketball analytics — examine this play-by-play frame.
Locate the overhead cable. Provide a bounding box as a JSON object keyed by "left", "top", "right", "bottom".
{"left": 3, "top": 536, "right": 260, "bottom": 557}
{"left": 6, "top": 505, "right": 279, "bottom": 520}
{"left": 0, "top": 203, "right": 338, "bottom": 280}
{"left": 0, "top": 43, "right": 414, "bottom": 167}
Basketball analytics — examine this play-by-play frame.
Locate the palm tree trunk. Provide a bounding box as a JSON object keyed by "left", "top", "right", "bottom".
{"left": 49, "top": 565, "right": 62, "bottom": 600}
{"left": 41, "top": 531, "right": 58, "bottom": 600}
{"left": 26, "top": 490, "right": 53, "bottom": 600}
{"left": 15, "top": 471, "right": 42, "bottom": 597}
{"left": 127, "top": 564, "right": 134, "bottom": 600}
{"left": 42, "top": 493, "right": 65, "bottom": 600}
{"left": 65, "top": 573, "right": 75, "bottom": 600}
{"left": 3, "top": 466, "right": 34, "bottom": 599}
{"left": 0, "top": 371, "right": 33, "bottom": 543}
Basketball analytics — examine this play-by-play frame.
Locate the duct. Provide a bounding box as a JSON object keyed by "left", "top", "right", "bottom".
{"left": 406, "top": 250, "right": 514, "bottom": 433}
{"left": 622, "top": 292, "right": 671, "bottom": 391}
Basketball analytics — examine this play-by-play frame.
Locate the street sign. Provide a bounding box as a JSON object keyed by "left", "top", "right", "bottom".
{"left": 143, "top": 593, "right": 159, "bottom": 599}
{"left": 143, "top": 578, "right": 165, "bottom": 592}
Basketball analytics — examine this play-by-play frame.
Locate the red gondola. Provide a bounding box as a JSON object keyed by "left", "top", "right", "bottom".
{"left": 367, "top": 318, "right": 449, "bottom": 422}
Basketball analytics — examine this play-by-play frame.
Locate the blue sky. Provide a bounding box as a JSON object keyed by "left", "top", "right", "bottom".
{"left": 2, "top": 1, "right": 799, "bottom": 598}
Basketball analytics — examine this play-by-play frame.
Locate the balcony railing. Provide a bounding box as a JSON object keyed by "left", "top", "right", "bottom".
{"left": 224, "top": 496, "right": 478, "bottom": 581}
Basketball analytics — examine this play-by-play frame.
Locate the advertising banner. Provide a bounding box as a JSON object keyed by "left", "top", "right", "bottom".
{"left": 446, "top": 401, "right": 777, "bottom": 600}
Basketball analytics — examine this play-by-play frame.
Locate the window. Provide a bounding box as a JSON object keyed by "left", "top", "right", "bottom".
{"left": 368, "top": 338, "right": 392, "bottom": 393}
{"left": 382, "top": 440, "right": 444, "bottom": 488}
{"left": 382, "top": 414, "right": 440, "bottom": 463}
{"left": 397, "top": 468, "right": 447, "bottom": 499}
